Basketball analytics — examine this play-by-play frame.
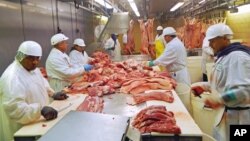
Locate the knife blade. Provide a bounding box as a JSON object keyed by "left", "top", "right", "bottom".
{"left": 57, "top": 103, "right": 73, "bottom": 112}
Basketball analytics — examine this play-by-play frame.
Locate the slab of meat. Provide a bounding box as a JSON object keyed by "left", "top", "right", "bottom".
{"left": 146, "top": 19, "right": 156, "bottom": 59}
{"left": 138, "top": 20, "right": 149, "bottom": 55}
{"left": 127, "top": 91, "right": 174, "bottom": 105}
{"left": 124, "top": 20, "right": 135, "bottom": 54}
{"left": 132, "top": 105, "right": 181, "bottom": 134}
{"left": 77, "top": 96, "right": 104, "bottom": 113}
{"left": 87, "top": 86, "right": 115, "bottom": 97}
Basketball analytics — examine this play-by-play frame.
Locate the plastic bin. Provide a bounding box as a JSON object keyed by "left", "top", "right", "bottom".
{"left": 191, "top": 92, "right": 218, "bottom": 137}
{"left": 187, "top": 56, "right": 203, "bottom": 83}
{"left": 175, "top": 83, "right": 192, "bottom": 115}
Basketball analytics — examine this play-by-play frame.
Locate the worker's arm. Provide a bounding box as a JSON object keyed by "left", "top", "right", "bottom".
{"left": 153, "top": 45, "right": 177, "bottom": 66}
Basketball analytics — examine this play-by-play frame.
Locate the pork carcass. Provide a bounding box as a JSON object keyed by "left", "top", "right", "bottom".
{"left": 138, "top": 20, "right": 149, "bottom": 55}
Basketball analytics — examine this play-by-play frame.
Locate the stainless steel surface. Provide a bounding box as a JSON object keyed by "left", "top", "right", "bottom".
{"left": 57, "top": 103, "right": 72, "bottom": 112}
{"left": 37, "top": 111, "right": 129, "bottom": 141}
{"left": 103, "top": 93, "right": 146, "bottom": 117}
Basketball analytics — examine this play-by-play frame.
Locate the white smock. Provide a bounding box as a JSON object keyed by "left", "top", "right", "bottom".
{"left": 0, "top": 60, "right": 53, "bottom": 141}
{"left": 210, "top": 51, "right": 250, "bottom": 141}
{"left": 104, "top": 38, "right": 121, "bottom": 61}
{"left": 46, "top": 48, "right": 85, "bottom": 92}
{"left": 123, "top": 34, "right": 127, "bottom": 44}
{"left": 153, "top": 37, "right": 191, "bottom": 86}
{"left": 201, "top": 38, "right": 214, "bottom": 74}
{"left": 69, "top": 50, "right": 90, "bottom": 68}
{"left": 153, "top": 37, "right": 191, "bottom": 113}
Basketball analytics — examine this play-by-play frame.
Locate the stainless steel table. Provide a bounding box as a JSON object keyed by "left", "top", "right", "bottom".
{"left": 38, "top": 111, "right": 130, "bottom": 141}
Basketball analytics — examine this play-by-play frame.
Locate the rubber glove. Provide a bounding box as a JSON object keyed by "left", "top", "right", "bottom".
{"left": 52, "top": 91, "right": 68, "bottom": 100}
{"left": 41, "top": 106, "right": 58, "bottom": 120}
{"left": 144, "top": 61, "right": 154, "bottom": 67}
{"left": 83, "top": 64, "right": 93, "bottom": 72}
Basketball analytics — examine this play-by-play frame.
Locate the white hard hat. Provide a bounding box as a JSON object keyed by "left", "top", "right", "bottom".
{"left": 73, "top": 38, "right": 86, "bottom": 47}
{"left": 156, "top": 26, "right": 163, "bottom": 30}
{"left": 162, "top": 27, "right": 176, "bottom": 36}
{"left": 51, "top": 33, "right": 69, "bottom": 46}
{"left": 18, "top": 41, "right": 42, "bottom": 56}
{"left": 206, "top": 23, "right": 233, "bottom": 40}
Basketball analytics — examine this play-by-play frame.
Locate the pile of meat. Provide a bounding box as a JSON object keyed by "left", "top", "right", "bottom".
{"left": 127, "top": 91, "right": 174, "bottom": 105}
{"left": 132, "top": 105, "right": 181, "bottom": 134}
{"left": 77, "top": 96, "right": 104, "bottom": 113}
{"left": 64, "top": 51, "right": 176, "bottom": 97}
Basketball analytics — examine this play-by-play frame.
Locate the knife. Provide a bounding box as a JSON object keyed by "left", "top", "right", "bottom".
{"left": 57, "top": 103, "right": 73, "bottom": 112}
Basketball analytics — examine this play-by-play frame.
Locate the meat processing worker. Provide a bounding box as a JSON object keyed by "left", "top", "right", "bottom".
{"left": 46, "top": 33, "right": 91, "bottom": 92}
{"left": 0, "top": 41, "right": 68, "bottom": 141}
{"left": 145, "top": 27, "right": 191, "bottom": 113}
{"left": 122, "top": 32, "right": 128, "bottom": 49}
{"left": 104, "top": 33, "right": 121, "bottom": 61}
{"left": 201, "top": 37, "right": 214, "bottom": 81}
{"left": 145, "top": 27, "right": 191, "bottom": 86}
{"left": 69, "top": 38, "right": 93, "bottom": 68}
{"left": 154, "top": 26, "right": 165, "bottom": 58}
{"left": 192, "top": 23, "right": 250, "bottom": 141}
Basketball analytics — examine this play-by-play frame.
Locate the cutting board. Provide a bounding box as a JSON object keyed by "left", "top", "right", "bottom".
{"left": 14, "top": 94, "right": 87, "bottom": 137}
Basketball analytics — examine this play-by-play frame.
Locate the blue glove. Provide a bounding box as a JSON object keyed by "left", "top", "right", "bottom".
{"left": 148, "top": 61, "right": 154, "bottom": 67}
{"left": 83, "top": 64, "right": 93, "bottom": 72}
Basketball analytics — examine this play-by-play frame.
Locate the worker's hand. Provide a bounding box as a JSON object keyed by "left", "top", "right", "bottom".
{"left": 52, "top": 91, "right": 68, "bottom": 100}
{"left": 204, "top": 94, "right": 223, "bottom": 109}
{"left": 83, "top": 64, "right": 93, "bottom": 72}
{"left": 144, "top": 61, "right": 154, "bottom": 67}
{"left": 191, "top": 82, "right": 211, "bottom": 97}
{"left": 41, "top": 106, "right": 58, "bottom": 120}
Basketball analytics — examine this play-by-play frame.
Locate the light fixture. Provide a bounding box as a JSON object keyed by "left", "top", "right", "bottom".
{"left": 198, "top": 0, "right": 206, "bottom": 4}
{"left": 95, "top": 0, "right": 112, "bottom": 9}
{"left": 127, "top": 0, "right": 140, "bottom": 17}
{"left": 170, "top": 1, "right": 184, "bottom": 12}
{"left": 237, "top": 4, "right": 250, "bottom": 13}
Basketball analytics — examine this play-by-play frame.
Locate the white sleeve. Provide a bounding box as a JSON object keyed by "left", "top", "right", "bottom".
{"left": 47, "top": 54, "right": 85, "bottom": 80}
{"left": 219, "top": 52, "right": 250, "bottom": 106}
{"left": 202, "top": 38, "right": 214, "bottom": 55}
{"left": 104, "top": 39, "right": 114, "bottom": 49}
{"left": 153, "top": 46, "right": 177, "bottom": 66}
{"left": 2, "top": 80, "right": 42, "bottom": 124}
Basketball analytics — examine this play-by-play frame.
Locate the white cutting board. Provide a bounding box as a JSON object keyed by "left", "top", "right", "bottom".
{"left": 145, "top": 90, "right": 203, "bottom": 136}
{"left": 14, "top": 94, "right": 87, "bottom": 137}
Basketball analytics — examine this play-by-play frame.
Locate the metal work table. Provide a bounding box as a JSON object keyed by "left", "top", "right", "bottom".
{"left": 37, "top": 111, "right": 130, "bottom": 141}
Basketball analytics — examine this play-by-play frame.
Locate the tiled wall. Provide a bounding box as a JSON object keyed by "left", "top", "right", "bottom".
{"left": 226, "top": 11, "right": 250, "bottom": 43}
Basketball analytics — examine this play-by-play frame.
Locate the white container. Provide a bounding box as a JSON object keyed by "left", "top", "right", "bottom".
{"left": 187, "top": 56, "right": 203, "bottom": 83}
{"left": 175, "top": 83, "right": 192, "bottom": 115}
{"left": 206, "top": 63, "right": 214, "bottom": 82}
{"left": 191, "top": 92, "right": 218, "bottom": 137}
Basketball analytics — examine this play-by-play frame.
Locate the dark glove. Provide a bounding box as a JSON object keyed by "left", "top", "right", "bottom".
{"left": 83, "top": 64, "right": 93, "bottom": 72}
{"left": 41, "top": 106, "right": 58, "bottom": 120}
{"left": 52, "top": 91, "right": 69, "bottom": 100}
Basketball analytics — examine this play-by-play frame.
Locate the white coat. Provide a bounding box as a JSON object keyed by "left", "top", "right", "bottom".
{"left": 153, "top": 37, "right": 191, "bottom": 86}
{"left": 104, "top": 38, "right": 121, "bottom": 61}
{"left": 46, "top": 48, "right": 85, "bottom": 92}
{"left": 122, "top": 34, "right": 127, "bottom": 44}
{"left": 0, "top": 60, "right": 53, "bottom": 141}
{"left": 69, "top": 50, "right": 90, "bottom": 68}
{"left": 201, "top": 38, "right": 214, "bottom": 74}
{"left": 210, "top": 51, "right": 250, "bottom": 141}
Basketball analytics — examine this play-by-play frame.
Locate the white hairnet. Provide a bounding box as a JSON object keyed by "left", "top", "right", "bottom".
{"left": 18, "top": 41, "right": 42, "bottom": 56}
{"left": 73, "top": 38, "right": 86, "bottom": 47}
{"left": 51, "top": 33, "right": 69, "bottom": 46}
{"left": 162, "top": 27, "right": 176, "bottom": 36}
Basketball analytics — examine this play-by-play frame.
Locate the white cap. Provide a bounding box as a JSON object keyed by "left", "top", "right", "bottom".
{"left": 162, "top": 27, "right": 176, "bottom": 36}
{"left": 156, "top": 26, "right": 163, "bottom": 30}
{"left": 206, "top": 23, "right": 233, "bottom": 40}
{"left": 18, "top": 41, "right": 42, "bottom": 56}
{"left": 73, "top": 38, "right": 86, "bottom": 47}
{"left": 51, "top": 33, "right": 69, "bottom": 45}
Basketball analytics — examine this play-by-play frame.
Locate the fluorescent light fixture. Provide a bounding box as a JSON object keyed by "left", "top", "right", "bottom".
{"left": 127, "top": 0, "right": 140, "bottom": 17}
{"left": 170, "top": 2, "right": 184, "bottom": 12}
{"left": 95, "top": 0, "right": 112, "bottom": 9}
{"left": 199, "top": 0, "right": 206, "bottom": 4}
{"left": 237, "top": 4, "right": 250, "bottom": 13}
